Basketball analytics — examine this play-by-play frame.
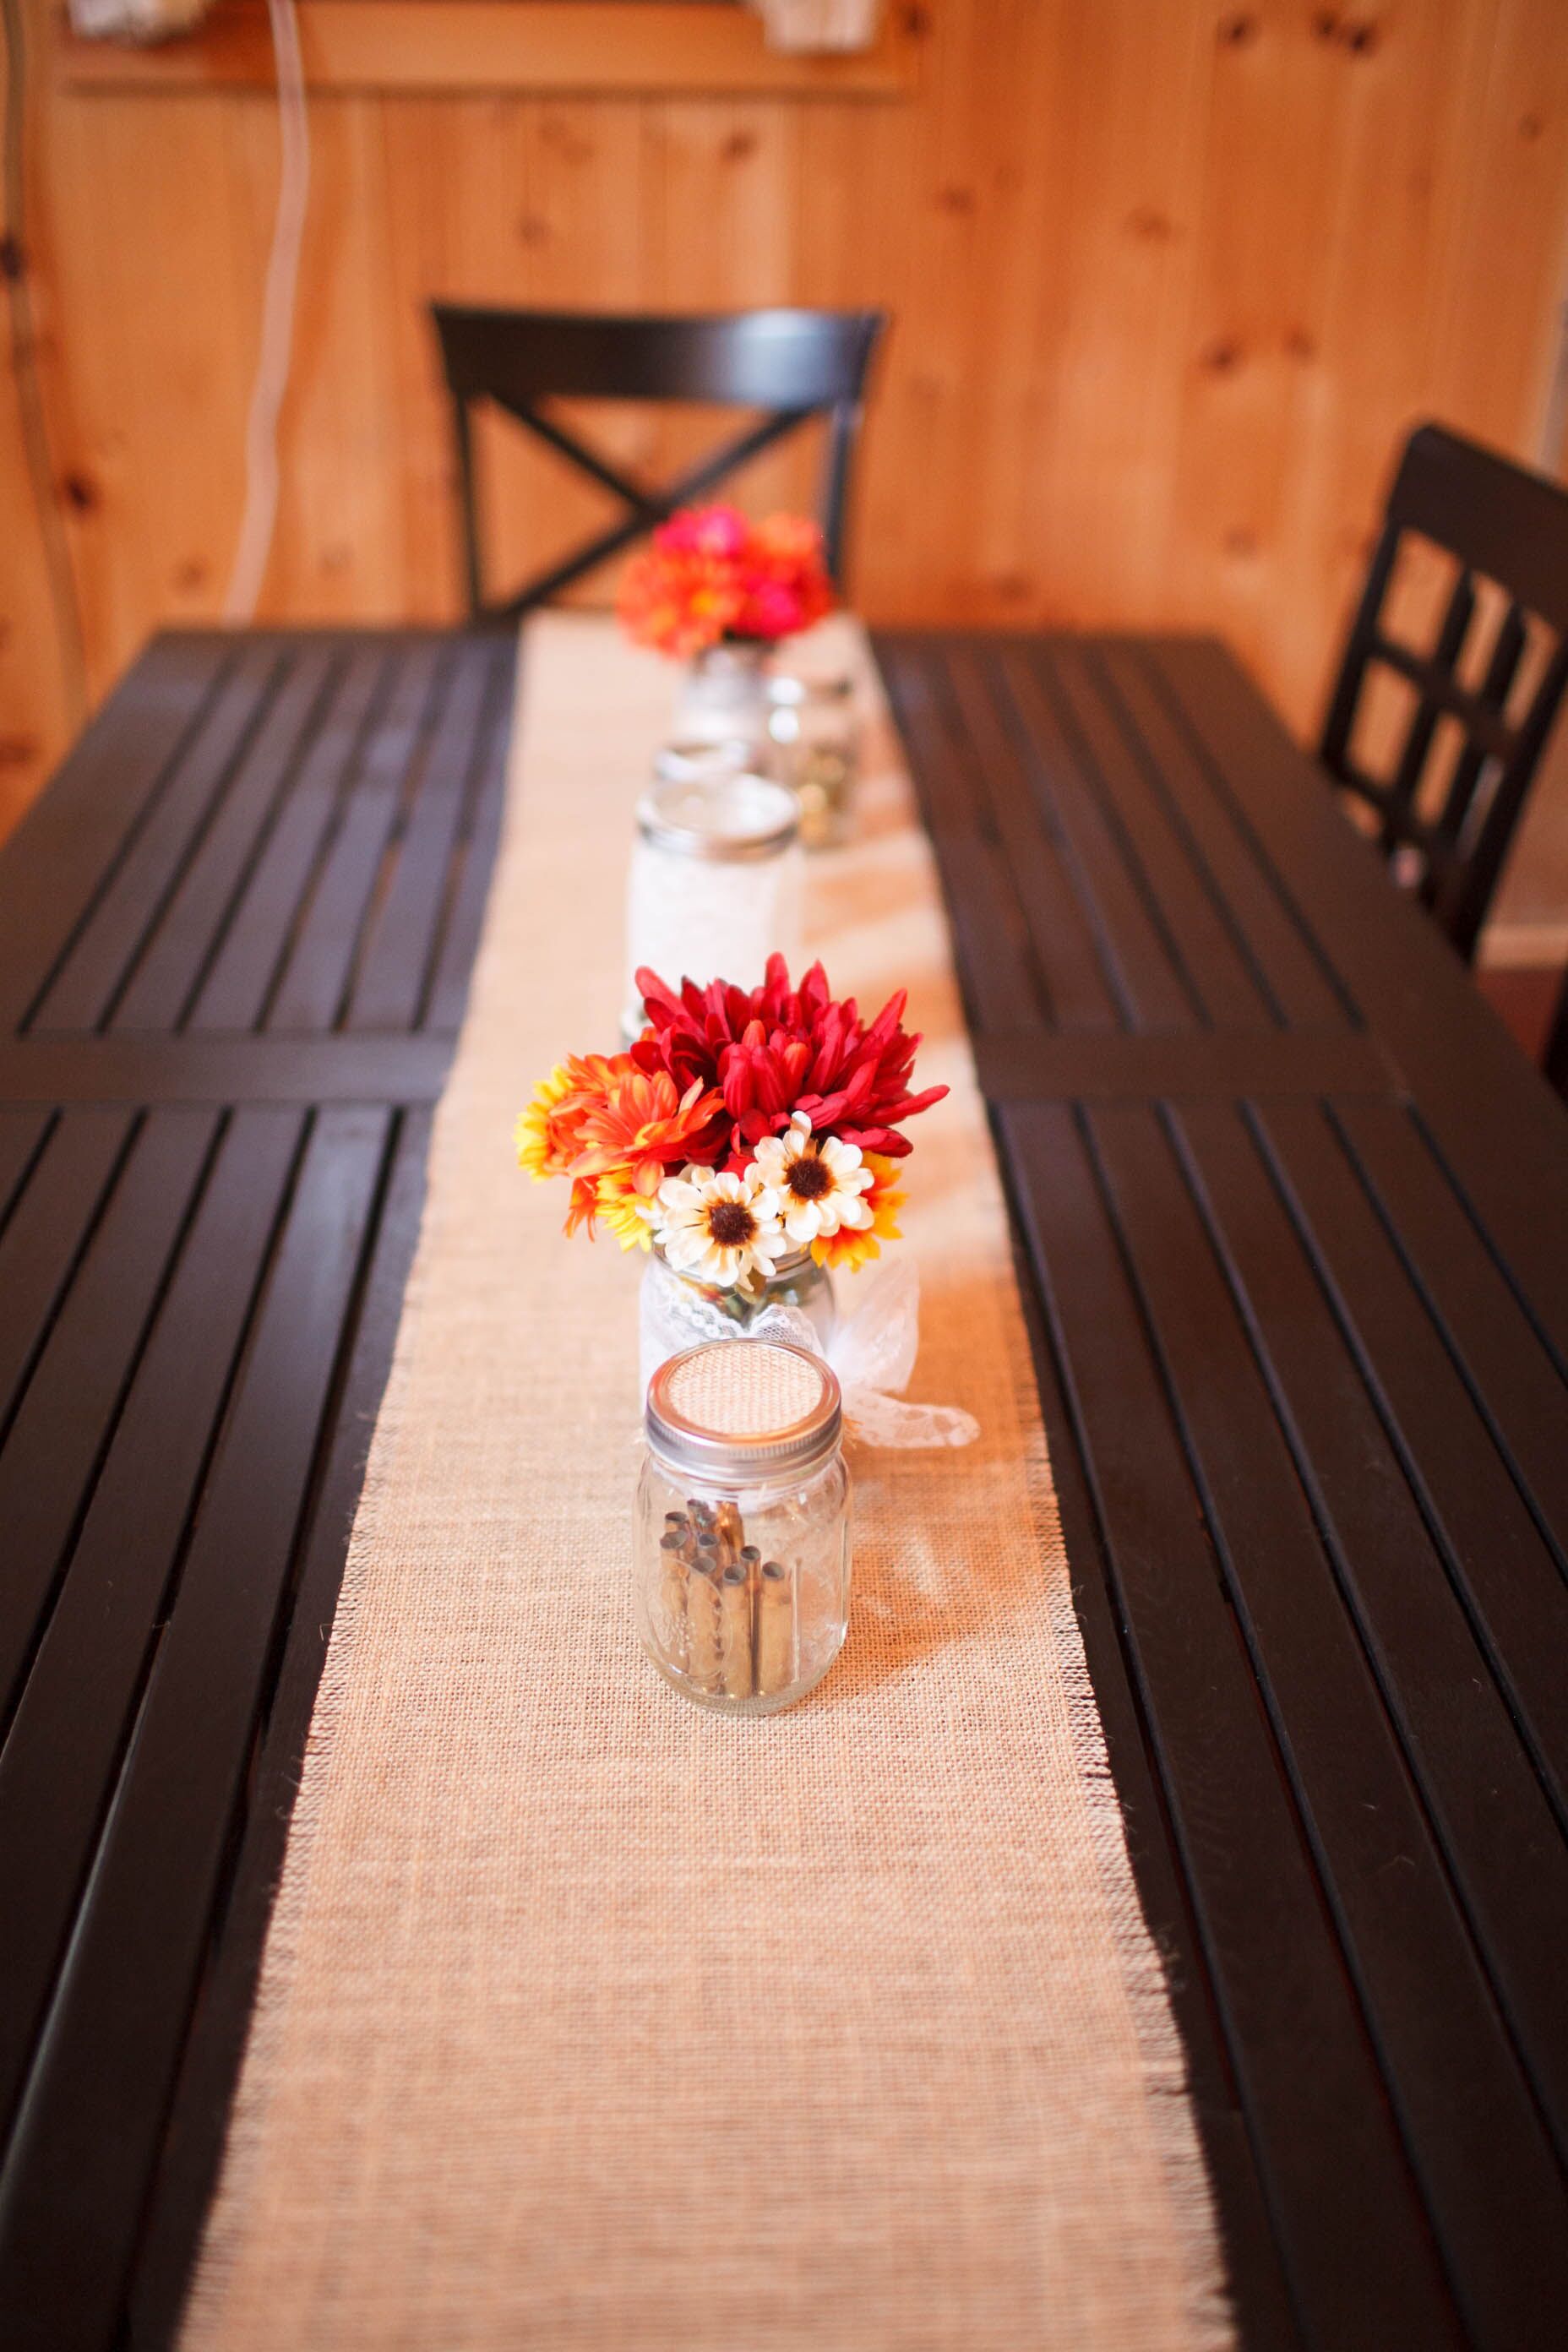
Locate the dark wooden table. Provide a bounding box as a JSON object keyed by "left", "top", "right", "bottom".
{"left": 1, "top": 625, "right": 1565, "bottom": 2350}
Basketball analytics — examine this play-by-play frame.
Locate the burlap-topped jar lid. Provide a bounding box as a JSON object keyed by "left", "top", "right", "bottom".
{"left": 645, "top": 1340, "right": 841, "bottom": 1484}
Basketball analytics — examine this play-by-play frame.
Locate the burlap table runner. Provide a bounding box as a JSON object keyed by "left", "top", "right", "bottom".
{"left": 182, "top": 615, "right": 1231, "bottom": 2351}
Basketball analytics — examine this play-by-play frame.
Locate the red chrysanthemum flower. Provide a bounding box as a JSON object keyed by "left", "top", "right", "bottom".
{"left": 630, "top": 954, "right": 947, "bottom": 1166}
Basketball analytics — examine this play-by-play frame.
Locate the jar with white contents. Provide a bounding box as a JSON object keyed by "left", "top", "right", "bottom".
{"left": 622, "top": 767, "right": 803, "bottom": 1039}
{"left": 635, "top": 1341, "right": 851, "bottom": 1713}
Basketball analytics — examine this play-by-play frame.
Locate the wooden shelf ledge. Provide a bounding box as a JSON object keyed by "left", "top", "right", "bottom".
{"left": 54, "top": 0, "right": 923, "bottom": 98}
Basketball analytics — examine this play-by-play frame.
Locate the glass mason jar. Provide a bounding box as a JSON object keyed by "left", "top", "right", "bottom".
{"left": 636, "top": 1340, "right": 852, "bottom": 1713}
{"left": 639, "top": 1244, "right": 836, "bottom": 1393}
{"left": 765, "top": 672, "right": 861, "bottom": 849}
{"left": 675, "top": 639, "right": 770, "bottom": 752}
{"left": 653, "top": 738, "right": 754, "bottom": 791}
{"left": 623, "top": 767, "right": 803, "bottom": 1038}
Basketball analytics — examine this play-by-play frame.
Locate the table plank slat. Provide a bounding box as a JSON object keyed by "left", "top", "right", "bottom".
{"left": 0, "top": 1108, "right": 393, "bottom": 2352}
{"left": 0, "top": 1108, "right": 302, "bottom": 2144}
{"left": 1091, "top": 1100, "right": 1568, "bottom": 2342}
{"left": 28, "top": 646, "right": 280, "bottom": 1038}
{"left": 1002, "top": 1098, "right": 1468, "bottom": 2352}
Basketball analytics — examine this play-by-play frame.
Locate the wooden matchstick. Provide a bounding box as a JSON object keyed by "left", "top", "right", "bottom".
{"left": 719, "top": 1564, "right": 754, "bottom": 1698}
{"left": 715, "top": 1500, "right": 745, "bottom": 1568}
{"left": 756, "top": 1560, "right": 796, "bottom": 1697}
{"left": 685, "top": 1552, "right": 723, "bottom": 1690}
{"left": 657, "top": 1527, "right": 689, "bottom": 1670}
{"left": 740, "top": 1545, "right": 762, "bottom": 1678}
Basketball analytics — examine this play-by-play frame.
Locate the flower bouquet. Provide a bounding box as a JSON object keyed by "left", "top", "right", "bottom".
{"left": 516, "top": 956, "right": 975, "bottom": 1443}
{"left": 618, "top": 505, "right": 834, "bottom": 660}
{"left": 618, "top": 505, "right": 835, "bottom": 747}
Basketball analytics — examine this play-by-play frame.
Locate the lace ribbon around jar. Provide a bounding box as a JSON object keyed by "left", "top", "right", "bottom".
{"left": 640, "top": 1252, "right": 979, "bottom": 1449}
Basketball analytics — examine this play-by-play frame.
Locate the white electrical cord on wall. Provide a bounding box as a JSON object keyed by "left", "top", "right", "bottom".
{"left": 224, "top": 0, "right": 309, "bottom": 622}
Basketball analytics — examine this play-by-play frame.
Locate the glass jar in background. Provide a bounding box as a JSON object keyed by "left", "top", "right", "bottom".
{"left": 652, "top": 738, "right": 754, "bottom": 791}
{"left": 623, "top": 768, "right": 803, "bottom": 1038}
{"left": 636, "top": 1341, "right": 851, "bottom": 1713}
{"left": 639, "top": 1244, "right": 837, "bottom": 1396}
{"left": 765, "top": 672, "right": 861, "bottom": 849}
{"left": 676, "top": 640, "right": 770, "bottom": 752}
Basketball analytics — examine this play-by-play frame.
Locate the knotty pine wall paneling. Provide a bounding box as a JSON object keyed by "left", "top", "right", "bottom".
{"left": 3, "top": 0, "right": 1566, "bottom": 926}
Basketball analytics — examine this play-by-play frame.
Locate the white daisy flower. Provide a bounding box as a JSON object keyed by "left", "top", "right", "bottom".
{"left": 652, "top": 1161, "right": 786, "bottom": 1293}
{"left": 749, "top": 1110, "right": 874, "bottom": 1245}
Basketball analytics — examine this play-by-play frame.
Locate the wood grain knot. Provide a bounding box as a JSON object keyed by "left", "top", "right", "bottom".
{"left": 540, "top": 117, "right": 592, "bottom": 164}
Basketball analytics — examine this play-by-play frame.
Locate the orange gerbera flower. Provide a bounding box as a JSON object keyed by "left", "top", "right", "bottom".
{"left": 513, "top": 1059, "right": 721, "bottom": 1243}
{"left": 810, "top": 1152, "right": 905, "bottom": 1274}
{"left": 569, "top": 1066, "right": 722, "bottom": 1182}
{"left": 515, "top": 1054, "right": 629, "bottom": 1181}
{"left": 519, "top": 1054, "right": 720, "bottom": 1240}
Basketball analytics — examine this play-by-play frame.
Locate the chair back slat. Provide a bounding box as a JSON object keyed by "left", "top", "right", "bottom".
{"left": 1381, "top": 568, "right": 1475, "bottom": 852}
{"left": 430, "top": 303, "right": 886, "bottom": 621}
{"left": 1429, "top": 602, "right": 1527, "bottom": 851}
{"left": 1431, "top": 637, "right": 1568, "bottom": 954}
{"left": 1320, "top": 519, "right": 1398, "bottom": 777}
{"left": 434, "top": 305, "right": 883, "bottom": 411}
{"left": 1320, "top": 422, "right": 1568, "bottom": 960}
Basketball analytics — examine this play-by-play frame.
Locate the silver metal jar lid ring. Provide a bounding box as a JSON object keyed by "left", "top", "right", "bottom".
{"left": 645, "top": 1339, "right": 842, "bottom": 1484}
{"left": 635, "top": 772, "right": 800, "bottom": 864}
{"left": 653, "top": 738, "right": 756, "bottom": 781}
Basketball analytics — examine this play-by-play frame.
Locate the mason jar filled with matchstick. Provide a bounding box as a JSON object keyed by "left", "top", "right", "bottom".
{"left": 637, "top": 1340, "right": 850, "bottom": 1713}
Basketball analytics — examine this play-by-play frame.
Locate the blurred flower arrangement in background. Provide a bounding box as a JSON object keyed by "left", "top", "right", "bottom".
{"left": 618, "top": 505, "right": 834, "bottom": 660}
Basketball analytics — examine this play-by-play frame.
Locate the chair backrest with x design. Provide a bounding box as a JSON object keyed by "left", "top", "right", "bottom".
{"left": 1319, "top": 421, "right": 1568, "bottom": 961}
{"left": 430, "top": 303, "right": 886, "bottom": 625}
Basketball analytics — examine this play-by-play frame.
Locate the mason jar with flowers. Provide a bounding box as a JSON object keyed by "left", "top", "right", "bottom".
{"left": 515, "top": 955, "right": 946, "bottom": 1386}
{"left": 617, "top": 505, "right": 835, "bottom": 751}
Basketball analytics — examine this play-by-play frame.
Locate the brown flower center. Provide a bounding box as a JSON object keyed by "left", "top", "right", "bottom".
{"left": 707, "top": 1200, "right": 757, "bottom": 1246}
{"left": 786, "top": 1153, "right": 831, "bottom": 1201}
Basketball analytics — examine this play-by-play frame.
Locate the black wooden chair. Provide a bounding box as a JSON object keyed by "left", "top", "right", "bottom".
{"left": 429, "top": 303, "right": 886, "bottom": 623}
{"left": 1320, "top": 422, "right": 1568, "bottom": 960}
